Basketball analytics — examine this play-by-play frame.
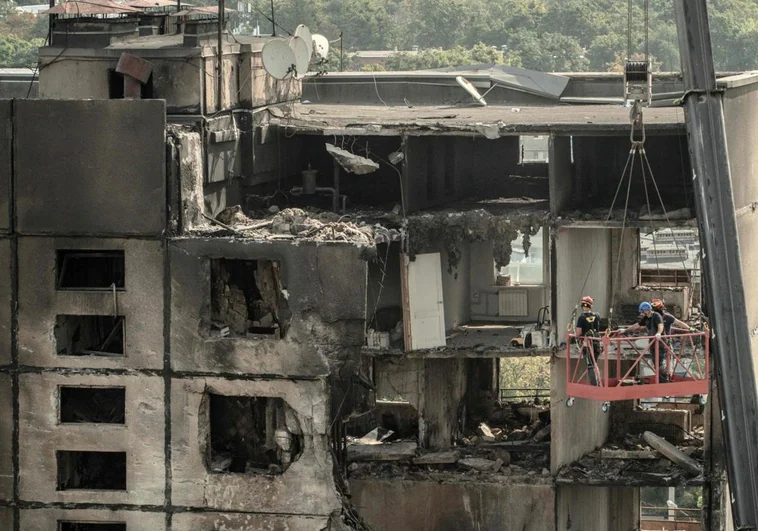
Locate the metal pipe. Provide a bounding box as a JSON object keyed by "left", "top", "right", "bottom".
{"left": 674, "top": 0, "right": 758, "bottom": 527}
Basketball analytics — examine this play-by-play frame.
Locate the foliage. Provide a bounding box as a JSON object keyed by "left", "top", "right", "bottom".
{"left": 0, "top": 34, "right": 42, "bottom": 67}
{"left": 2, "top": 0, "right": 758, "bottom": 72}
{"left": 499, "top": 357, "right": 551, "bottom": 401}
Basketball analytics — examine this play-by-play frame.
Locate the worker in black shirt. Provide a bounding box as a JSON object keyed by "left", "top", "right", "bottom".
{"left": 575, "top": 296, "right": 602, "bottom": 386}
{"left": 619, "top": 301, "right": 669, "bottom": 383}
{"left": 651, "top": 299, "right": 695, "bottom": 335}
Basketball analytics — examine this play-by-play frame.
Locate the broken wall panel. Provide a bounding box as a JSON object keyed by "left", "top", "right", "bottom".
{"left": 208, "top": 394, "right": 302, "bottom": 474}
{"left": 14, "top": 99, "right": 166, "bottom": 235}
{"left": 420, "top": 359, "right": 467, "bottom": 450}
{"left": 567, "top": 135, "right": 692, "bottom": 215}
{"left": 170, "top": 377, "right": 341, "bottom": 515}
{"left": 350, "top": 479, "right": 555, "bottom": 531}
{"left": 549, "top": 135, "right": 573, "bottom": 216}
{"left": 170, "top": 239, "right": 366, "bottom": 375}
{"left": 17, "top": 238, "right": 164, "bottom": 370}
{"left": 19, "top": 373, "right": 164, "bottom": 505}
{"left": 20, "top": 509, "right": 164, "bottom": 530}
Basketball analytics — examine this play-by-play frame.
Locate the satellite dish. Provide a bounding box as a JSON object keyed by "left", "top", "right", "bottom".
{"left": 262, "top": 39, "right": 296, "bottom": 80}
{"left": 289, "top": 36, "right": 310, "bottom": 78}
{"left": 456, "top": 76, "right": 487, "bottom": 106}
{"left": 294, "top": 24, "right": 313, "bottom": 59}
{"left": 312, "top": 34, "right": 329, "bottom": 60}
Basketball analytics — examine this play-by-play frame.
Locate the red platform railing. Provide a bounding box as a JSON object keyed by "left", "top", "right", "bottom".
{"left": 566, "top": 330, "right": 709, "bottom": 401}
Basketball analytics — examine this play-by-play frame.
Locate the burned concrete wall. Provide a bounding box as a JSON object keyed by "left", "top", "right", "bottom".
{"left": 171, "top": 377, "right": 341, "bottom": 515}
{"left": 0, "top": 373, "right": 11, "bottom": 501}
{"left": 19, "top": 373, "right": 165, "bottom": 505}
{"left": 14, "top": 99, "right": 166, "bottom": 235}
{"left": 173, "top": 512, "right": 329, "bottom": 531}
{"left": 17, "top": 237, "right": 165, "bottom": 370}
{"left": 170, "top": 238, "right": 367, "bottom": 375}
{"left": 239, "top": 43, "right": 302, "bottom": 108}
{"left": 21, "top": 509, "right": 165, "bottom": 529}
{"left": 556, "top": 485, "right": 638, "bottom": 531}
{"left": 350, "top": 479, "right": 555, "bottom": 531}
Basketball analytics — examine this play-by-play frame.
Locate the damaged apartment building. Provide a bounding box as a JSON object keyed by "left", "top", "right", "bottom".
{"left": 3, "top": 7, "right": 758, "bottom": 531}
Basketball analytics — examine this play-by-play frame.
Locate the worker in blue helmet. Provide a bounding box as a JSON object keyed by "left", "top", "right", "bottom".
{"left": 619, "top": 301, "right": 669, "bottom": 383}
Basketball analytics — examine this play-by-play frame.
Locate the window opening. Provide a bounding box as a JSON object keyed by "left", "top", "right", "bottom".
{"left": 57, "top": 451, "right": 127, "bottom": 490}
{"left": 210, "top": 259, "right": 290, "bottom": 339}
{"left": 60, "top": 387, "right": 126, "bottom": 424}
{"left": 57, "top": 251, "right": 125, "bottom": 290}
{"left": 208, "top": 394, "right": 302, "bottom": 474}
{"left": 55, "top": 315, "right": 125, "bottom": 357}
{"left": 520, "top": 135, "right": 549, "bottom": 163}
{"left": 59, "top": 524, "right": 126, "bottom": 531}
{"left": 640, "top": 486, "right": 702, "bottom": 527}
{"left": 499, "top": 228, "right": 544, "bottom": 286}
{"left": 639, "top": 227, "right": 700, "bottom": 287}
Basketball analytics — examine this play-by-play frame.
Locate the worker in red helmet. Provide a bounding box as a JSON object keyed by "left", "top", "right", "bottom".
{"left": 651, "top": 298, "right": 694, "bottom": 335}
{"left": 575, "top": 296, "right": 601, "bottom": 386}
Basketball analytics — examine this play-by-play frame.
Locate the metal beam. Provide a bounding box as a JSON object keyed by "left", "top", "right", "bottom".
{"left": 674, "top": 0, "right": 758, "bottom": 528}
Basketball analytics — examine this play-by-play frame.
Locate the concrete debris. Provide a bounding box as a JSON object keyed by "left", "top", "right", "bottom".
{"left": 199, "top": 206, "right": 402, "bottom": 245}
{"left": 412, "top": 451, "right": 460, "bottom": 465}
{"left": 459, "top": 457, "right": 504, "bottom": 473}
{"left": 477, "top": 422, "right": 496, "bottom": 440}
{"left": 347, "top": 441, "right": 418, "bottom": 462}
{"left": 639, "top": 207, "right": 692, "bottom": 220}
{"left": 356, "top": 427, "right": 395, "bottom": 445}
{"left": 643, "top": 431, "right": 703, "bottom": 477}
{"left": 325, "top": 143, "right": 380, "bottom": 175}
{"left": 474, "top": 122, "right": 500, "bottom": 139}
{"left": 601, "top": 448, "right": 659, "bottom": 460}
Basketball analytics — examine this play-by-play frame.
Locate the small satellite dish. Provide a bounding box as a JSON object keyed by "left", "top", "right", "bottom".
{"left": 262, "top": 39, "right": 296, "bottom": 80}
{"left": 289, "top": 36, "right": 310, "bottom": 78}
{"left": 312, "top": 34, "right": 329, "bottom": 60}
{"left": 456, "top": 76, "right": 487, "bottom": 107}
{"left": 294, "top": 24, "right": 313, "bottom": 59}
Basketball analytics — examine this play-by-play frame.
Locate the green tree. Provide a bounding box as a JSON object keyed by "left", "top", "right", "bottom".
{"left": 0, "top": 34, "right": 42, "bottom": 67}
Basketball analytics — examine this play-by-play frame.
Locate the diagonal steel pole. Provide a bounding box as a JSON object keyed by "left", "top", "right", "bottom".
{"left": 674, "top": 0, "right": 758, "bottom": 527}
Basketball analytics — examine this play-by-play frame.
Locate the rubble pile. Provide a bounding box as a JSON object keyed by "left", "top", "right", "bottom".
{"left": 197, "top": 206, "right": 401, "bottom": 245}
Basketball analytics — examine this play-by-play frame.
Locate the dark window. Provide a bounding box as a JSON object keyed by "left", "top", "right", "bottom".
{"left": 209, "top": 394, "right": 301, "bottom": 474}
{"left": 60, "top": 387, "right": 126, "bottom": 424}
{"left": 60, "top": 524, "right": 126, "bottom": 531}
{"left": 55, "top": 315, "right": 125, "bottom": 356}
{"left": 57, "top": 451, "right": 126, "bottom": 490}
{"left": 57, "top": 251, "right": 125, "bottom": 290}
{"left": 210, "top": 259, "right": 290, "bottom": 339}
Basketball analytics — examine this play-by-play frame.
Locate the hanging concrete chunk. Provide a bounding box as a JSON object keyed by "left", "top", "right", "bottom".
{"left": 325, "top": 143, "right": 380, "bottom": 175}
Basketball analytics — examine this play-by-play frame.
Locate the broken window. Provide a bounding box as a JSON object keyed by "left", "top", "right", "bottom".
{"left": 57, "top": 251, "right": 125, "bottom": 290}
{"left": 59, "top": 524, "right": 126, "bottom": 531}
{"left": 499, "top": 357, "right": 551, "bottom": 403}
{"left": 499, "top": 228, "right": 544, "bottom": 286}
{"left": 57, "top": 451, "right": 127, "bottom": 490}
{"left": 208, "top": 394, "right": 302, "bottom": 474}
{"left": 60, "top": 387, "right": 126, "bottom": 424}
{"left": 519, "top": 135, "right": 549, "bottom": 163}
{"left": 210, "top": 259, "right": 290, "bottom": 338}
{"left": 55, "top": 315, "right": 125, "bottom": 357}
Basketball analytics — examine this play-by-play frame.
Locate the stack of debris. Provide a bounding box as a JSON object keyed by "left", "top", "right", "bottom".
{"left": 198, "top": 206, "right": 402, "bottom": 245}
{"left": 557, "top": 431, "right": 704, "bottom": 485}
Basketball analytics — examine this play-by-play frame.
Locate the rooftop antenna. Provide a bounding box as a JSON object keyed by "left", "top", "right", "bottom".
{"left": 455, "top": 76, "right": 488, "bottom": 106}
{"left": 262, "top": 39, "right": 296, "bottom": 79}
{"left": 294, "top": 24, "right": 312, "bottom": 59}
{"left": 270, "top": 0, "right": 275, "bottom": 36}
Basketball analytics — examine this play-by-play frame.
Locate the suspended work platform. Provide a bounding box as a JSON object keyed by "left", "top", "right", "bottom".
{"left": 566, "top": 331, "right": 710, "bottom": 401}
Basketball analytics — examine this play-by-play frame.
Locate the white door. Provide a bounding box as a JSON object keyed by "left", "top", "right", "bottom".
{"left": 402, "top": 253, "right": 446, "bottom": 350}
